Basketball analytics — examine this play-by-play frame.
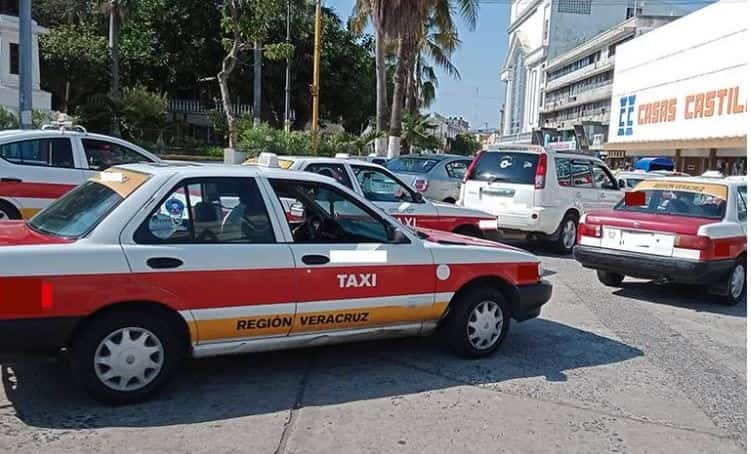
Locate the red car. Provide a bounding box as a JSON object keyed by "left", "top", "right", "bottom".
{"left": 574, "top": 177, "right": 747, "bottom": 305}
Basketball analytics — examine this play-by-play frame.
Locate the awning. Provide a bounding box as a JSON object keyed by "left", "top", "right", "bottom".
{"left": 603, "top": 135, "right": 746, "bottom": 151}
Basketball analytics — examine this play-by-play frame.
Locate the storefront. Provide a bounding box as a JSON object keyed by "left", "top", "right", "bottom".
{"left": 604, "top": 1, "right": 747, "bottom": 175}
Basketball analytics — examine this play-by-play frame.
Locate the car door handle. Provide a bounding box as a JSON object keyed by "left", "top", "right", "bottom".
{"left": 302, "top": 254, "right": 330, "bottom": 265}
{"left": 600, "top": 193, "right": 608, "bottom": 198}
{"left": 146, "top": 257, "right": 184, "bottom": 269}
{"left": 0, "top": 178, "right": 22, "bottom": 183}
{"left": 575, "top": 192, "right": 582, "bottom": 198}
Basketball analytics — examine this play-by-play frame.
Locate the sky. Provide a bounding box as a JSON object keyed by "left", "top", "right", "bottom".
{"left": 327, "top": 0, "right": 511, "bottom": 131}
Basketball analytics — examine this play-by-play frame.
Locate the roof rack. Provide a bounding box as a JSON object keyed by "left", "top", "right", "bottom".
{"left": 41, "top": 121, "right": 88, "bottom": 134}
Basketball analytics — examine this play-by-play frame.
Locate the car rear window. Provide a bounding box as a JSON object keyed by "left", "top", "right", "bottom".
{"left": 467, "top": 151, "right": 539, "bottom": 184}
{"left": 29, "top": 168, "right": 150, "bottom": 238}
{"left": 386, "top": 157, "right": 439, "bottom": 174}
{"left": 616, "top": 180, "right": 728, "bottom": 219}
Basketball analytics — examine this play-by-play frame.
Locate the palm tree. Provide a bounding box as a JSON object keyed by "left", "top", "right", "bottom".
{"left": 350, "top": 0, "right": 389, "bottom": 156}
{"left": 401, "top": 112, "right": 441, "bottom": 152}
{"left": 100, "top": 0, "right": 131, "bottom": 136}
{"left": 386, "top": 0, "right": 478, "bottom": 157}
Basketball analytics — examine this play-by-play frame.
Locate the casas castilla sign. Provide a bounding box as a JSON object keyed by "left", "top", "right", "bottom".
{"left": 637, "top": 86, "right": 746, "bottom": 125}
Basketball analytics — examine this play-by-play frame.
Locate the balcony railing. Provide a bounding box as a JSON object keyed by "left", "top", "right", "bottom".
{"left": 168, "top": 99, "right": 253, "bottom": 117}
{"left": 545, "top": 56, "right": 615, "bottom": 92}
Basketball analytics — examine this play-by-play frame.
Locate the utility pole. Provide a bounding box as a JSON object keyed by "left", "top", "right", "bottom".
{"left": 284, "top": 0, "right": 292, "bottom": 132}
{"left": 311, "top": 0, "right": 322, "bottom": 155}
{"left": 18, "top": 0, "right": 33, "bottom": 129}
{"left": 254, "top": 41, "right": 262, "bottom": 126}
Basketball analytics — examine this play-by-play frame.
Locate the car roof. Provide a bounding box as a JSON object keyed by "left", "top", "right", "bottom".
{"left": 653, "top": 176, "right": 737, "bottom": 187}
{"left": 396, "top": 153, "right": 468, "bottom": 160}
{"left": 265, "top": 155, "right": 384, "bottom": 169}
{"left": 115, "top": 162, "right": 335, "bottom": 183}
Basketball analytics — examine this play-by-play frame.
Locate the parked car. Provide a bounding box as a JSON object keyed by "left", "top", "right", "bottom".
{"left": 0, "top": 163, "right": 551, "bottom": 403}
{"left": 574, "top": 177, "right": 747, "bottom": 305}
{"left": 614, "top": 170, "right": 663, "bottom": 189}
{"left": 385, "top": 154, "right": 472, "bottom": 203}
{"left": 0, "top": 124, "right": 161, "bottom": 220}
{"left": 246, "top": 154, "right": 499, "bottom": 238}
{"left": 459, "top": 145, "right": 622, "bottom": 253}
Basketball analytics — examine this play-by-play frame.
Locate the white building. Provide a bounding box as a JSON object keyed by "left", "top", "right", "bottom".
{"left": 428, "top": 113, "right": 470, "bottom": 150}
{"left": 540, "top": 15, "right": 676, "bottom": 159}
{"left": 0, "top": 14, "right": 51, "bottom": 113}
{"left": 500, "top": 0, "right": 685, "bottom": 144}
{"left": 605, "top": 1, "right": 747, "bottom": 175}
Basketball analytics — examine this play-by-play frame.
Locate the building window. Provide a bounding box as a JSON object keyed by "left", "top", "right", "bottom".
{"left": 9, "top": 43, "right": 19, "bottom": 75}
{"left": 626, "top": 7, "right": 642, "bottom": 18}
{"left": 558, "top": 0, "right": 591, "bottom": 15}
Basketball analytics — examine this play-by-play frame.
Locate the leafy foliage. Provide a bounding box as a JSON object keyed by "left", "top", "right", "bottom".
{"left": 120, "top": 85, "right": 168, "bottom": 142}
{"left": 401, "top": 112, "right": 442, "bottom": 152}
{"left": 449, "top": 133, "right": 481, "bottom": 156}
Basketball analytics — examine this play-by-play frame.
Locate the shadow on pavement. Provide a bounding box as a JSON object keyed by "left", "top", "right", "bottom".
{"left": 613, "top": 281, "right": 747, "bottom": 317}
{"left": 2, "top": 318, "right": 642, "bottom": 430}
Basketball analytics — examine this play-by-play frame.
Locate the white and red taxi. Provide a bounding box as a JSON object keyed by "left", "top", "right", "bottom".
{"left": 245, "top": 153, "right": 500, "bottom": 238}
{"left": 574, "top": 177, "right": 747, "bottom": 304}
{"left": 0, "top": 163, "right": 551, "bottom": 404}
{"left": 0, "top": 126, "right": 161, "bottom": 221}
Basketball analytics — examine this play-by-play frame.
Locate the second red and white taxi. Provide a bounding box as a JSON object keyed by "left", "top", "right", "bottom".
{"left": 246, "top": 154, "right": 500, "bottom": 238}
{"left": 0, "top": 163, "right": 551, "bottom": 404}
{"left": 574, "top": 177, "right": 747, "bottom": 304}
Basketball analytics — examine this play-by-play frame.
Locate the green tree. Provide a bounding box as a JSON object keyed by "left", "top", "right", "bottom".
{"left": 40, "top": 24, "right": 108, "bottom": 112}
{"left": 450, "top": 133, "right": 481, "bottom": 156}
{"left": 401, "top": 112, "right": 442, "bottom": 152}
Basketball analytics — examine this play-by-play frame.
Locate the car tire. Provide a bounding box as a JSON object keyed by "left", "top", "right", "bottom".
{"left": 0, "top": 200, "right": 21, "bottom": 221}
{"left": 70, "top": 308, "right": 184, "bottom": 405}
{"left": 554, "top": 213, "right": 578, "bottom": 254}
{"left": 454, "top": 225, "right": 484, "bottom": 239}
{"left": 445, "top": 287, "right": 510, "bottom": 358}
{"left": 443, "top": 198, "right": 456, "bottom": 204}
{"left": 597, "top": 270, "right": 625, "bottom": 287}
{"left": 723, "top": 257, "right": 746, "bottom": 306}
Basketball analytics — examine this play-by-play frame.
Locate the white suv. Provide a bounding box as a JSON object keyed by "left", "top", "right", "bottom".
{"left": 0, "top": 126, "right": 160, "bottom": 220}
{"left": 459, "top": 145, "right": 622, "bottom": 253}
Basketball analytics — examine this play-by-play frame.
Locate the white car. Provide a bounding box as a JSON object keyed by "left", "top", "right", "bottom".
{"left": 0, "top": 163, "right": 551, "bottom": 404}
{"left": 246, "top": 154, "right": 499, "bottom": 238}
{"left": 614, "top": 170, "right": 664, "bottom": 189}
{"left": 459, "top": 145, "right": 623, "bottom": 253}
{"left": 0, "top": 125, "right": 161, "bottom": 220}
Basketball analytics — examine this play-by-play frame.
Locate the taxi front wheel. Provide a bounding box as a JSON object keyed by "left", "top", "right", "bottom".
{"left": 445, "top": 288, "right": 510, "bottom": 358}
{"left": 723, "top": 258, "right": 746, "bottom": 306}
{"left": 70, "top": 309, "right": 183, "bottom": 405}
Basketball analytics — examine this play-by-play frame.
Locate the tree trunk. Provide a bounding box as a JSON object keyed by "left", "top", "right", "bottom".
{"left": 108, "top": 0, "right": 121, "bottom": 136}
{"left": 62, "top": 80, "right": 70, "bottom": 114}
{"left": 373, "top": 26, "right": 387, "bottom": 156}
{"left": 388, "top": 39, "right": 413, "bottom": 158}
{"left": 253, "top": 41, "right": 262, "bottom": 126}
{"left": 218, "top": 0, "right": 242, "bottom": 149}
{"left": 405, "top": 61, "right": 417, "bottom": 115}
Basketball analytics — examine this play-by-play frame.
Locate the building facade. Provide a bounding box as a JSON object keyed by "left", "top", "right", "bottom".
{"left": 499, "top": 0, "right": 684, "bottom": 144}
{"left": 0, "top": 14, "right": 51, "bottom": 113}
{"left": 540, "top": 16, "right": 676, "bottom": 163}
{"left": 605, "top": 1, "right": 747, "bottom": 175}
{"left": 428, "top": 113, "right": 470, "bottom": 150}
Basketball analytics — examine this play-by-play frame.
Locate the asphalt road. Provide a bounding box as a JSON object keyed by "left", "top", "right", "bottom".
{"left": 0, "top": 251, "right": 746, "bottom": 453}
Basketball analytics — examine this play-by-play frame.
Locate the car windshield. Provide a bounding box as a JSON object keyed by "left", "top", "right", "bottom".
{"left": 29, "top": 168, "right": 150, "bottom": 238}
{"left": 386, "top": 157, "right": 439, "bottom": 174}
{"left": 616, "top": 181, "right": 728, "bottom": 219}
{"left": 467, "top": 151, "right": 539, "bottom": 184}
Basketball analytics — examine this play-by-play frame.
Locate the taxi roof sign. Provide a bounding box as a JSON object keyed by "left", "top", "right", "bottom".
{"left": 257, "top": 152, "right": 280, "bottom": 168}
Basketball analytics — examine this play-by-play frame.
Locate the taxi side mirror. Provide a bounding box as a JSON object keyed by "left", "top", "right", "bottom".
{"left": 387, "top": 225, "right": 409, "bottom": 243}
{"left": 624, "top": 191, "right": 646, "bottom": 206}
{"left": 618, "top": 180, "right": 626, "bottom": 189}
{"left": 414, "top": 192, "right": 424, "bottom": 203}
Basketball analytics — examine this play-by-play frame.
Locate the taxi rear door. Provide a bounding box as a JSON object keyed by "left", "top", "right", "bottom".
{"left": 263, "top": 177, "right": 442, "bottom": 336}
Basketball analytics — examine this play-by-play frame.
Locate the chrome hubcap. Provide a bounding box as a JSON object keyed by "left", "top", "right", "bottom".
{"left": 467, "top": 301, "right": 504, "bottom": 350}
{"left": 730, "top": 264, "right": 745, "bottom": 299}
{"left": 562, "top": 220, "right": 577, "bottom": 249}
{"left": 94, "top": 327, "right": 164, "bottom": 392}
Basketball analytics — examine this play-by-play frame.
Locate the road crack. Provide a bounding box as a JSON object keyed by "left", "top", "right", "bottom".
{"left": 274, "top": 352, "right": 315, "bottom": 454}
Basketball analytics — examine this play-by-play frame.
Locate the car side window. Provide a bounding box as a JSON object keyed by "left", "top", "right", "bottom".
{"left": 570, "top": 160, "right": 594, "bottom": 188}
{"left": 269, "top": 179, "right": 391, "bottom": 244}
{"left": 134, "top": 177, "right": 275, "bottom": 244}
{"left": 555, "top": 158, "right": 572, "bottom": 187}
{"left": 304, "top": 163, "right": 353, "bottom": 188}
{"left": 737, "top": 186, "right": 747, "bottom": 222}
{"left": 83, "top": 139, "right": 149, "bottom": 170}
{"left": 445, "top": 160, "right": 469, "bottom": 179}
{"left": 592, "top": 164, "right": 618, "bottom": 190}
{"left": 0, "top": 138, "right": 74, "bottom": 168}
{"left": 351, "top": 165, "right": 418, "bottom": 203}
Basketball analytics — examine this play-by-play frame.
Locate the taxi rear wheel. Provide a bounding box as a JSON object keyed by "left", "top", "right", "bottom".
{"left": 597, "top": 270, "right": 625, "bottom": 287}
{"left": 0, "top": 200, "right": 21, "bottom": 220}
{"left": 70, "top": 309, "right": 183, "bottom": 405}
{"left": 445, "top": 288, "right": 510, "bottom": 358}
{"left": 724, "top": 258, "right": 746, "bottom": 306}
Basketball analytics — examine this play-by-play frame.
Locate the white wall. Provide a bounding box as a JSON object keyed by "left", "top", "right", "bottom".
{"left": 608, "top": 1, "right": 748, "bottom": 144}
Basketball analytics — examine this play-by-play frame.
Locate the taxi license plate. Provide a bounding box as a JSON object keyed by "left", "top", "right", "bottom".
{"left": 601, "top": 228, "right": 674, "bottom": 257}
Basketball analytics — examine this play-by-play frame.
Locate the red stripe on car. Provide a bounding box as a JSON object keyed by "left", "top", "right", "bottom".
{"left": 0, "top": 181, "right": 76, "bottom": 199}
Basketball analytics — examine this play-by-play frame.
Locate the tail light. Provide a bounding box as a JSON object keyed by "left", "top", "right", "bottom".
{"left": 463, "top": 150, "right": 485, "bottom": 183}
{"left": 578, "top": 223, "right": 601, "bottom": 238}
{"left": 534, "top": 153, "right": 547, "bottom": 189}
{"left": 414, "top": 177, "right": 429, "bottom": 192}
{"left": 674, "top": 235, "right": 711, "bottom": 250}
